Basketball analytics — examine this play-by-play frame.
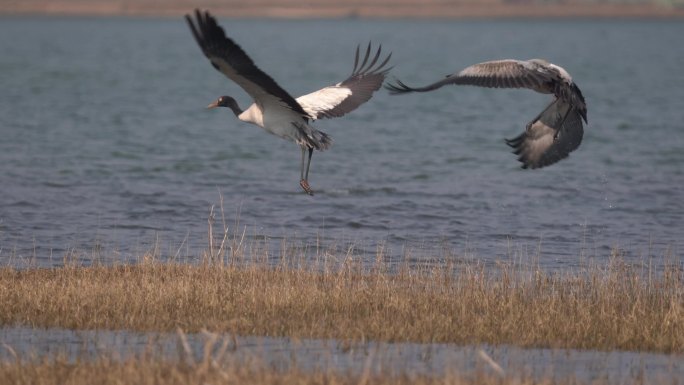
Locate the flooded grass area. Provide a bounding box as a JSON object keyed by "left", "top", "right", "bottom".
{"left": 0, "top": 356, "right": 651, "bottom": 385}
{"left": 1, "top": 328, "right": 683, "bottom": 385}
{"left": 1, "top": 242, "right": 682, "bottom": 353}
{"left": 2, "top": 329, "right": 684, "bottom": 385}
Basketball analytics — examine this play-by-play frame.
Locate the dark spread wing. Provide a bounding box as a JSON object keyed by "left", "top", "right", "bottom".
{"left": 506, "top": 99, "right": 584, "bottom": 169}
{"left": 386, "top": 59, "right": 555, "bottom": 94}
{"left": 185, "top": 9, "right": 307, "bottom": 117}
{"left": 556, "top": 82, "right": 588, "bottom": 123}
{"left": 384, "top": 58, "right": 587, "bottom": 169}
{"left": 297, "top": 43, "right": 392, "bottom": 120}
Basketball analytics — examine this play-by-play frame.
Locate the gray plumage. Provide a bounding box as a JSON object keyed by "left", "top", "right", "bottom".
{"left": 386, "top": 59, "right": 587, "bottom": 169}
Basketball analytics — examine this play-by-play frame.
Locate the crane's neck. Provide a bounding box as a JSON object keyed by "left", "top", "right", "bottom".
{"left": 225, "top": 99, "right": 243, "bottom": 117}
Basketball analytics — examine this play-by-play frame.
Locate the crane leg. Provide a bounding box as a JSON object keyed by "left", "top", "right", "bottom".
{"left": 299, "top": 147, "right": 314, "bottom": 195}
{"left": 300, "top": 147, "right": 306, "bottom": 181}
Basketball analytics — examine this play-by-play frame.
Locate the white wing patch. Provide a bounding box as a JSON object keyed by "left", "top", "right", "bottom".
{"left": 296, "top": 87, "right": 353, "bottom": 121}
{"left": 296, "top": 43, "right": 391, "bottom": 121}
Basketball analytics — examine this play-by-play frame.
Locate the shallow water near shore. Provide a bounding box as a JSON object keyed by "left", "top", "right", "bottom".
{"left": 1, "top": 17, "right": 683, "bottom": 268}
{"left": 1, "top": 326, "right": 683, "bottom": 383}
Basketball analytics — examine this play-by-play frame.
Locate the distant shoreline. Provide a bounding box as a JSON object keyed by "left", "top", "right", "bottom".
{"left": 2, "top": 2, "right": 684, "bottom": 19}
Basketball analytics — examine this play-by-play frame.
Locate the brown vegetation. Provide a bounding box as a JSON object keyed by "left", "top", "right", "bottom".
{"left": 1, "top": 244, "right": 682, "bottom": 353}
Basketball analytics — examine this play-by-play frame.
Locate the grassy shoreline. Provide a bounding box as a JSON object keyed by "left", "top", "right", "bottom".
{"left": 2, "top": 249, "right": 682, "bottom": 353}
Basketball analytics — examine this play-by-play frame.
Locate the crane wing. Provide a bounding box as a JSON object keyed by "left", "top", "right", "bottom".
{"left": 297, "top": 43, "right": 392, "bottom": 120}
{"left": 387, "top": 59, "right": 588, "bottom": 122}
{"left": 385, "top": 58, "right": 588, "bottom": 169}
{"left": 506, "top": 99, "right": 584, "bottom": 169}
{"left": 555, "top": 82, "right": 588, "bottom": 123}
{"left": 386, "top": 59, "right": 558, "bottom": 94}
{"left": 185, "top": 10, "right": 308, "bottom": 118}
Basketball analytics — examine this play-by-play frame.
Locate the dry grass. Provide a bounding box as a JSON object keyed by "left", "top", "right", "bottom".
{"left": 1, "top": 242, "right": 682, "bottom": 353}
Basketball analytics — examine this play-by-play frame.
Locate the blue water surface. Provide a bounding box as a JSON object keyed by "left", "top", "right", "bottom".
{"left": 1, "top": 17, "right": 683, "bottom": 268}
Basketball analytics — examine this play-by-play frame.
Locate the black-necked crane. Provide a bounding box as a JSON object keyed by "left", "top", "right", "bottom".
{"left": 386, "top": 59, "right": 587, "bottom": 169}
{"left": 186, "top": 9, "right": 391, "bottom": 195}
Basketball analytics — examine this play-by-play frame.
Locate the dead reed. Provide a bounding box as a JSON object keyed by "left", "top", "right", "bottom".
{"left": 1, "top": 243, "right": 682, "bottom": 353}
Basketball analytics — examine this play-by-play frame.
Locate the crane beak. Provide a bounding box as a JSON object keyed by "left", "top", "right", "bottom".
{"left": 207, "top": 101, "right": 219, "bottom": 109}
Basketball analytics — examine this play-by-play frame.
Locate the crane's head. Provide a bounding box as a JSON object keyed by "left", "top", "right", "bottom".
{"left": 207, "top": 96, "right": 242, "bottom": 116}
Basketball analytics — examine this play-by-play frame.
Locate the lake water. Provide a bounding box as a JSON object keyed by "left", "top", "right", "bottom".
{"left": 1, "top": 18, "right": 683, "bottom": 267}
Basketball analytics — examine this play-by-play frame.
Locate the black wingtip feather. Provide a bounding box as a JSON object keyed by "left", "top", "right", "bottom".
{"left": 505, "top": 134, "right": 525, "bottom": 148}
{"left": 346, "top": 43, "right": 392, "bottom": 80}
{"left": 384, "top": 78, "right": 417, "bottom": 95}
{"left": 377, "top": 52, "right": 393, "bottom": 74}
{"left": 351, "top": 44, "right": 361, "bottom": 74}
{"left": 359, "top": 44, "right": 382, "bottom": 74}
{"left": 186, "top": 8, "right": 309, "bottom": 118}
{"left": 505, "top": 134, "right": 535, "bottom": 169}
{"left": 358, "top": 43, "right": 372, "bottom": 74}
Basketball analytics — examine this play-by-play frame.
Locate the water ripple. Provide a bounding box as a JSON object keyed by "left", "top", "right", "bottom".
{"left": 0, "top": 18, "right": 682, "bottom": 268}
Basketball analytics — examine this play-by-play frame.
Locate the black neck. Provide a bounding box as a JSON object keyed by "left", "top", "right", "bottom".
{"left": 227, "top": 101, "right": 243, "bottom": 117}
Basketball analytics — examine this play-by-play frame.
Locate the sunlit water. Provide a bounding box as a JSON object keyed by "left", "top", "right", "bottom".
{"left": 1, "top": 15, "right": 683, "bottom": 380}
